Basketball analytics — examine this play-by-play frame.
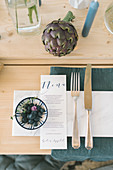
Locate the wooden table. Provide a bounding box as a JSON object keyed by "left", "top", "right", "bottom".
{"left": 0, "top": 0, "right": 113, "bottom": 154}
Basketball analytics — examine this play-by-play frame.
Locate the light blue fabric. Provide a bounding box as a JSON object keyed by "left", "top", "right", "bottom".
{"left": 50, "top": 67, "right": 113, "bottom": 162}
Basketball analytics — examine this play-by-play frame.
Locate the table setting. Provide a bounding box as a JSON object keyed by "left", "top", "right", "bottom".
{"left": 1, "top": 1, "right": 113, "bottom": 168}
{"left": 11, "top": 64, "right": 113, "bottom": 162}
{"left": 50, "top": 66, "right": 113, "bottom": 162}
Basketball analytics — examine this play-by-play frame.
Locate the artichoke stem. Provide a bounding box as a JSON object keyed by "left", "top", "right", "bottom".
{"left": 63, "top": 11, "right": 75, "bottom": 22}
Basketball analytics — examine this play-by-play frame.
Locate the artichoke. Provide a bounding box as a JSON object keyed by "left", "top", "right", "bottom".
{"left": 42, "top": 11, "right": 78, "bottom": 57}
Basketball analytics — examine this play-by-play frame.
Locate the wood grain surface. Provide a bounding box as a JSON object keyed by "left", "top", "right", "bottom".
{"left": 0, "top": 0, "right": 113, "bottom": 63}
{"left": 1, "top": 64, "right": 113, "bottom": 154}
{"left": 1, "top": 0, "right": 113, "bottom": 154}
{"left": 0, "top": 66, "right": 51, "bottom": 154}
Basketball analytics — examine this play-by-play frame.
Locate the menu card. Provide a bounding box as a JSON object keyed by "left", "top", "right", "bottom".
{"left": 40, "top": 75, "right": 67, "bottom": 149}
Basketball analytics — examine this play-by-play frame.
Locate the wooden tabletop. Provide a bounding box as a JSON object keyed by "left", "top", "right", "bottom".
{"left": 1, "top": 0, "right": 113, "bottom": 64}
{"left": 0, "top": 65, "right": 51, "bottom": 154}
{"left": 0, "top": 0, "right": 113, "bottom": 154}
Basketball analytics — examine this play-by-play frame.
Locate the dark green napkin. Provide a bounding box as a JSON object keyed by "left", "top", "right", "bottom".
{"left": 50, "top": 67, "right": 113, "bottom": 162}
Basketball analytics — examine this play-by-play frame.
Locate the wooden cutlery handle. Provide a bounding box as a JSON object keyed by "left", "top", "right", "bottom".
{"left": 85, "top": 110, "right": 93, "bottom": 150}
{"left": 0, "top": 63, "right": 3, "bottom": 72}
{"left": 72, "top": 100, "right": 80, "bottom": 149}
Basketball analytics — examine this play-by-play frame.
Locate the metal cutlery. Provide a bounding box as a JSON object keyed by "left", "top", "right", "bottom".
{"left": 84, "top": 64, "right": 93, "bottom": 150}
{"left": 71, "top": 72, "right": 80, "bottom": 149}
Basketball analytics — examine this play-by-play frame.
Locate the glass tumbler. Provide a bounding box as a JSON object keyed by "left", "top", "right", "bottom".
{"left": 5, "top": 0, "right": 41, "bottom": 35}
{"left": 104, "top": 2, "right": 113, "bottom": 34}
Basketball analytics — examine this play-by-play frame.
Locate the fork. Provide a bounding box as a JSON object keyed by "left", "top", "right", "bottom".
{"left": 71, "top": 72, "right": 80, "bottom": 149}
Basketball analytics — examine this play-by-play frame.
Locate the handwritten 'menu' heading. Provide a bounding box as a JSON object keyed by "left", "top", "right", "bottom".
{"left": 42, "top": 81, "right": 66, "bottom": 89}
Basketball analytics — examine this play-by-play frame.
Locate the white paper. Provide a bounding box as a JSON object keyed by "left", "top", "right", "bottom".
{"left": 12, "top": 90, "right": 40, "bottom": 136}
{"left": 13, "top": 91, "right": 113, "bottom": 138}
{"left": 67, "top": 91, "right": 113, "bottom": 137}
{"left": 69, "top": 0, "right": 91, "bottom": 9}
{"left": 40, "top": 75, "right": 67, "bottom": 149}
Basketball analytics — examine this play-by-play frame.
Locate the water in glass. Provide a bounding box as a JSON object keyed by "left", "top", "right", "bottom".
{"left": 6, "top": 0, "right": 41, "bottom": 35}
{"left": 104, "top": 2, "right": 113, "bottom": 34}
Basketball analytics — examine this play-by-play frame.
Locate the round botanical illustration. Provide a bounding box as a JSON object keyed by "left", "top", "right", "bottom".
{"left": 15, "top": 97, "right": 48, "bottom": 130}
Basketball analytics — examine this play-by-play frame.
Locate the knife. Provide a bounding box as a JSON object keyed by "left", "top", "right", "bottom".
{"left": 84, "top": 64, "right": 93, "bottom": 150}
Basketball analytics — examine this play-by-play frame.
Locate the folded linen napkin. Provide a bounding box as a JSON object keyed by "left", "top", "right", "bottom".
{"left": 50, "top": 67, "right": 113, "bottom": 162}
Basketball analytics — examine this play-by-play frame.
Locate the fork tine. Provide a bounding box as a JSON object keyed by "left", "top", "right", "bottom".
{"left": 73, "top": 72, "right": 75, "bottom": 91}
{"left": 76, "top": 72, "right": 77, "bottom": 91}
{"left": 78, "top": 72, "right": 80, "bottom": 91}
{"left": 71, "top": 72, "right": 73, "bottom": 91}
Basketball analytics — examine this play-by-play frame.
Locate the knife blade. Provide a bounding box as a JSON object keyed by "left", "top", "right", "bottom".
{"left": 84, "top": 64, "right": 92, "bottom": 110}
{"left": 84, "top": 64, "right": 93, "bottom": 150}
